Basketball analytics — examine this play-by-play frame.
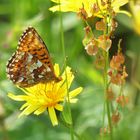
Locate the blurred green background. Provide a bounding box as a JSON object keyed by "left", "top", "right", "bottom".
{"left": 0, "top": 0, "right": 140, "bottom": 140}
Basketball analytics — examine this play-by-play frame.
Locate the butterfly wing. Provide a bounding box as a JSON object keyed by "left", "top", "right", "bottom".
{"left": 6, "top": 27, "right": 60, "bottom": 87}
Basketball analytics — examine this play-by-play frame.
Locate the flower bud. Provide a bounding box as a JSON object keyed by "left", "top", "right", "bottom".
{"left": 85, "top": 43, "right": 98, "bottom": 56}
{"left": 98, "top": 35, "right": 112, "bottom": 51}
{"left": 112, "top": 111, "right": 120, "bottom": 125}
{"left": 96, "top": 20, "right": 106, "bottom": 31}
{"left": 116, "top": 95, "right": 129, "bottom": 107}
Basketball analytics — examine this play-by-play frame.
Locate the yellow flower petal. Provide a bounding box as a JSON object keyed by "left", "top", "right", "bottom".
{"left": 51, "top": 0, "right": 60, "bottom": 3}
{"left": 59, "top": 66, "right": 74, "bottom": 89}
{"left": 34, "top": 106, "right": 47, "bottom": 115}
{"left": 48, "top": 107, "right": 58, "bottom": 126}
{"left": 54, "top": 63, "right": 60, "bottom": 77}
{"left": 24, "top": 85, "right": 38, "bottom": 94}
{"left": 129, "top": 1, "right": 140, "bottom": 35}
{"left": 112, "top": 0, "right": 128, "bottom": 9}
{"left": 8, "top": 93, "right": 27, "bottom": 101}
{"left": 18, "top": 105, "right": 39, "bottom": 118}
{"left": 69, "top": 98, "right": 78, "bottom": 103}
{"left": 55, "top": 104, "right": 63, "bottom": 111}
{"left": 69, "top": 87, "right": 83, "bottom": 98}
{"left": 20, "top": 103, "right": 29, "bottom": 110}
{"left": 51, "top": 0, "right": 66, "bottom": 3}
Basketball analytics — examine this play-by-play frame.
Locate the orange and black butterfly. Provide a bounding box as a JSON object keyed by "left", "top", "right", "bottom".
{"left": 6, "top": 26, "right": 61, "bottom": 87}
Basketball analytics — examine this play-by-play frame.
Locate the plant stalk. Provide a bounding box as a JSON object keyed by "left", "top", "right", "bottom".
{"left": 104, "top": 51, "right": 113, "bottom": 140}
{"left": 59, "top": 2, "right": 74, "bottom": 140}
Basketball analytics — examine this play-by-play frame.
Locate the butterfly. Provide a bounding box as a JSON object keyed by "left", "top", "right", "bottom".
{"left": 6, "top": 26, "right": 61, "bottom": 87}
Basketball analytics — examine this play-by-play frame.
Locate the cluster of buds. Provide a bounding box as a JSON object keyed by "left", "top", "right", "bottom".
{"left": 116, "top": 95, "right": 129, "bottom": 107}
{"left": 108, "top": 49, "right": 128, "bottom": 125}
{"left": 83, "top": 18, "right": 116, "bottom": 70}
{"left": 108, "top": 50, "right": 128, "bottom": 124}
{"left": 83, "top": 17, "right": 118, "bottom": 69}
{"left": 83, "top": 18, "right": 115, "bottom": 56}
{"left": 108, "top": 51, "right": 128, "bottom": 86}
{"left": 79, "top": 0, "right": 129, "bottom": 127}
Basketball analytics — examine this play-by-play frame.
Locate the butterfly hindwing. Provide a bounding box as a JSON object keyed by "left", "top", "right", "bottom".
{"left": 6, "top": 26, "right": 60, "bottom": 87}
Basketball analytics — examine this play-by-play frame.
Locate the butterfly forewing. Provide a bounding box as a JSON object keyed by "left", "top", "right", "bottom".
{"left": 6, "top": 26, "right": 60, "bottom": 87}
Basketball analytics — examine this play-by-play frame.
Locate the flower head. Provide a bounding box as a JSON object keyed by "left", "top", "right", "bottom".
{"left": 8, "top": 64, "right": 83, "bottom": 126}
{"left": 50, "top": 0, "right": 129, "bottom": 18}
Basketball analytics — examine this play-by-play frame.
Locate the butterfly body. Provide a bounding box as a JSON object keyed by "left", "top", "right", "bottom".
{"left": 6, "top": 27, "right": 61, "bottom": 87}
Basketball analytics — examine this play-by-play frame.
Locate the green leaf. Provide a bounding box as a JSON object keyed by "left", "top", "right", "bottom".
{"left": 61, "top": 102, "right": 72, "bottom": 125}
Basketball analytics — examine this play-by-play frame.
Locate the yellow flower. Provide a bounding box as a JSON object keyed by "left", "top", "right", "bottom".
{"left": 50, "top": 0, "right": 129, "bottom": 18}
{"left": 129, "top": 1, "right": 140, "bottom": 35}
{"left": 8, "top": 64, "right": 83, "bottom": 126}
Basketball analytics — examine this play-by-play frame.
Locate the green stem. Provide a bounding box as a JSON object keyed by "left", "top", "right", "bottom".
{"left": 104, "top": 52, "right": 113, "bottom": 140}
{"left": 60, "top": 118, "right": 83, "bottom": 140}
{"left": 106, "top": 100, "right": 113, "bottom": 139}
{"left": 103, "top": 3, "right": 113, "bottom": 138}
{"left": 116, "top": 84, "right": 124, "bottom": 110}
{"left": 59, "top": 2, "right": 74, "bottom": 140}
{"left": 101, "top": 100, "right": 106, "bottom": 140}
